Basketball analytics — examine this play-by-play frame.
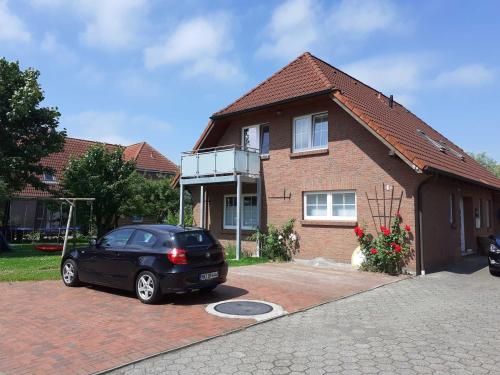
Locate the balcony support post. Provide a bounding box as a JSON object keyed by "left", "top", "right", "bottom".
{"left": 256, "top": 177, "right": 262, "bottom": 257}
{"left": 178, "top": 182, "right": 185, "bottom": 226}
{"left": 236, "top": 175, "right": 242, "bottom": 261}
{"left": 199, "top": 185, "right": 205, "bottom": 228}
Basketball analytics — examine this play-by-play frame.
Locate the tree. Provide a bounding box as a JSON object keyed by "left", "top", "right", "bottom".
{"left": 469, "top": 152, "right": 500, "bottom": 178}
{"left": 120, "top": 175, "right": 189, "bottom": 224}
{"left": 0, "top": 58, "right": 66, "bottom": 195}
{"left": 62, "top": 144, "right": 136, "bottom": 237}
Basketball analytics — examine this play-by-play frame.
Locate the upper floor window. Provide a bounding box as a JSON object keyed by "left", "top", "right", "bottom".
{"left": 304, "top": 191, "right": 356, "bottom": 221}
{"left": 242, "top": 124, "right": 269, "bottom": 155}
{"left": 293, "top": 112, "right": 328, "bottom": 152}
{"left": 42, "top": 173, "right": 56, "bottom": 182}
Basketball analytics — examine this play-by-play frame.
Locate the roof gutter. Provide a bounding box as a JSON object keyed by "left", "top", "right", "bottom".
{"left": 211, "top": 89, "right": 335, "bottom": 120}
{"left": 331, "top": 96, "right": 422, "bottom": 174}
{"left": 424, "top": 166, "right": 500, "bottom": 191}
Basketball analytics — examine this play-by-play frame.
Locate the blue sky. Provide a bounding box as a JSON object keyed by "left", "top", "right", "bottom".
{"left": 1, "top": 0, "right": 499, "bottom": 163}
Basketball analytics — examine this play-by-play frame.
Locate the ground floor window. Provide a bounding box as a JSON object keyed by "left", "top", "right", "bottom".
{"left": 303, "top": 191, "right": 356, "bottom": 221}
{"left": 223, "top": 194, "right": 257, "bottom": 229}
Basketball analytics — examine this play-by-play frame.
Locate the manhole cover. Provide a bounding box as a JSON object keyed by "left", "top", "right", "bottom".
{"left": 206, "top": 299, "right": 287, "bottom": 321}
{"left": 214, "top": 300, "right": 273, "bottom": 316}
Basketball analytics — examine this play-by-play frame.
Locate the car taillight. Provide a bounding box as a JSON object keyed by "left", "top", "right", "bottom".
{"left": 167, "top": 248, "right": 188, "bottom": 265}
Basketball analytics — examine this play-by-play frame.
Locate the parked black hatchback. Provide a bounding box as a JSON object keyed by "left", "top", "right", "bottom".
{"left": 61, "top": 225, "right": 228, "bottom": 303}
{"left": 489, "top": 234, "right": 500, "bottom": 276}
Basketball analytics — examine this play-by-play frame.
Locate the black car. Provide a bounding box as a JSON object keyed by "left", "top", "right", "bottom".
{"left": 489, "top": 234, "right": 500, "bottom": 276}
{"left": 61, "top": 225, "right": 228, "bottom": 304}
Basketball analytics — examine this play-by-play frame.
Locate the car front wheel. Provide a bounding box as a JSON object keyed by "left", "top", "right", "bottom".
{"left": 136, "top": 271, "right": 161, "bottom": 304}
{"left": 62, "top": 259, "right": 80, "bottom": 287}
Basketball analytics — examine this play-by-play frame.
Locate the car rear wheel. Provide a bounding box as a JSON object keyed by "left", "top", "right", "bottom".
{"left": 490, "top": 268, "right": 500, "bottom": 277}
{"left": 136, "top": 271, "right": 161, "bottom": 304}
{"left": 62, "top": 259, "right": 80, "bottom": 287}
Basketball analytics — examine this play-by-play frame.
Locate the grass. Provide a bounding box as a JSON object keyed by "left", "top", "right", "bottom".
{"left": 0, "top": 242, "right": 269, "bottom": 282}
{"left": 0, "top": 244, "right": 62, "bottom": 282}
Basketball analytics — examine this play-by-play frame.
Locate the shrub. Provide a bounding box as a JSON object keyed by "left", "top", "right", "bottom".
{"left": 355, "top": 213, "right": 412, "bottom": 274}
{"left": 224, "top": 243, "right": 252, "bottom": 259}
{"left": 250, "top": 219, "right": 299, "bottom": 261}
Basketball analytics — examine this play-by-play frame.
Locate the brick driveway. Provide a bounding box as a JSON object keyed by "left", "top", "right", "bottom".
{"left": 112, "top": 257, "right": 500, "bottom": 375}
{"left": 0, "top": 263, "right": 400, "bottom": 375}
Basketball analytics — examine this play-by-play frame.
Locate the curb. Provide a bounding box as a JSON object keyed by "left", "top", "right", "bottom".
{"left": 95, "top": 274, "right": 413, "bottom": 374}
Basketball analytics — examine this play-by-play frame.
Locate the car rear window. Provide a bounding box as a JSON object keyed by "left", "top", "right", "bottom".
{"left": 174, "top": 230, "right": 216, "bottom": 248}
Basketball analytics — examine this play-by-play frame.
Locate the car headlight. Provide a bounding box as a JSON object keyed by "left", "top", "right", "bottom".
{"left": 490, "top": 244, "right": 500, "bottom": 254}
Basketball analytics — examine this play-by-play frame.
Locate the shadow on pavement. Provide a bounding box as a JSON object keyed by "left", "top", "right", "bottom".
{"left": 440, "top": 255, "right": 488, "bottom": 275}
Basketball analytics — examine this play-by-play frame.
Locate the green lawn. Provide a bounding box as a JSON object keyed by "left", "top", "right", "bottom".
{"left": 0, "top": 243, "right": 268, "bottom": 282}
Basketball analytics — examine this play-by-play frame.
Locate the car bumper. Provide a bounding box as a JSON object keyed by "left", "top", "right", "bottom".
{"left": 489, "top": 253, "right": 500, "bottom": 270}
{"left": 158, "top": 262, "right": 228, "bottom": 293}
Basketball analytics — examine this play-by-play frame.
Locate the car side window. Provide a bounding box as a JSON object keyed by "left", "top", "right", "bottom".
{"left": 100, "top": 229, "right": 135, "bottom": 248}
{"left": 128, "top": 230, "right": 157, "bottom": 248}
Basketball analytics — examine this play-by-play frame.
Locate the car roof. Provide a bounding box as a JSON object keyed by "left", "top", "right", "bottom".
{"left": 116, "top": 224, "right": 203, "bottom": 234}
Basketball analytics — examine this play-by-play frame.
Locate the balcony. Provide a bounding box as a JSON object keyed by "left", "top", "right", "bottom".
{"left": 180, "top": 145, "right": 260, "bottom": 184}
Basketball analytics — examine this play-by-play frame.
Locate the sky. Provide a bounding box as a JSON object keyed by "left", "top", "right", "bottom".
{"left": 1, "top": 0, "right": 499, "bottom": 164}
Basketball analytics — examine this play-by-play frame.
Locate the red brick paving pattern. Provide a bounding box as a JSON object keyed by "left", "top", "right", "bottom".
{"left": 0, "top": 263, "right": 403, "bottom": 374}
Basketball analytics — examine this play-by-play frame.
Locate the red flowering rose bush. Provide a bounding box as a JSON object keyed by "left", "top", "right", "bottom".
{"left": 354, "top": 213, "right": 412, "bottom": 274}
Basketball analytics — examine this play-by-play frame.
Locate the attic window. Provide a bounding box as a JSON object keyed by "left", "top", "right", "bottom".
{"left": 417, "top": 129, "right": 465, "bottom": 161}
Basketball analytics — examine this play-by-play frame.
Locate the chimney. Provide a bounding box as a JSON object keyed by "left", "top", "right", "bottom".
{"left": 389, "top": 95, "right": 394, "bottom": 108}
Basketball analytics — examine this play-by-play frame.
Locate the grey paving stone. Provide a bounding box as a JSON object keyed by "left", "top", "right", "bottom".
{"left": 111, "top": 262, "right": 500, "bottom": 375}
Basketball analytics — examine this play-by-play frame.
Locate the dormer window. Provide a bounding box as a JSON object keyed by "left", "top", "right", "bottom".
{"left": 42, "top": 173, "right": 56, "bottom": 182}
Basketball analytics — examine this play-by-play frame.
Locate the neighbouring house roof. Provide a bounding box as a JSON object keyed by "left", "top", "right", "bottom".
{"left": 202, "top": 52, "right": 499, "bottom": 190}
{"left": 16, "top": 137, "right": 178, "bottom": 198}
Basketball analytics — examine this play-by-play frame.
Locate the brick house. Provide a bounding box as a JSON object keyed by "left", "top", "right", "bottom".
{"left": 175, "top": 52, "right": 500, "bottom": 274}
{"left": 7, "top": 137, "right": 178, "bottom": 236}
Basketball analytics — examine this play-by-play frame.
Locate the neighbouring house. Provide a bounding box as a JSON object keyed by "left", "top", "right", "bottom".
{"left": 6, "top": 137, "right": 178, "bottom": 239}
{"left": 175, "top": 52, "right": 500, "bottom": 275}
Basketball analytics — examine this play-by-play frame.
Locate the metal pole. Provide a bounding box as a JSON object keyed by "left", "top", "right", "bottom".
{"left": 200, "top": 185, "right": 205, "bottom": 228}
{"left": 179, "top": 183, "right": 185, "bottom": 226}
{"left": 256, "top": 177, "right": 262, "bottom": 257}
{"left": 62, "top": 202, "right": 74, "bottom": 258}
{"left": 236, "top": 175, "right": 242, "bottom": 261}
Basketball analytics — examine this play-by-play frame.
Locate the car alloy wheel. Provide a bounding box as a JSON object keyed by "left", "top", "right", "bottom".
{"left": 63, "top": 262, "right": 75, "bottom": 284}
{"left": 137, "top": 274, "right": 155, "bottom": 301}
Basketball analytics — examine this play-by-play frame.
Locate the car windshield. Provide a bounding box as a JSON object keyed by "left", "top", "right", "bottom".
{"left": 174, "top": 230, "right": 215, "bottom": 248}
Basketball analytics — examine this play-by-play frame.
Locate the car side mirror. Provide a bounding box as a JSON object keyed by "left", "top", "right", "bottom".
{"left": 90, "top": 239, "right": 97, "bottom": 247}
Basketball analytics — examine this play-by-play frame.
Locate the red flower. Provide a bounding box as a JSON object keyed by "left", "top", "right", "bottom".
{"left": 394, "top": 244, "right": 402, "bottom": 253}
{"left": 370, "top": 248, "right": 378, "bottom": 255}
{"left": 395, "top": 211, "right": 402, "bottom": 218}
{"left": 405, "top": 224, "right": 411, "bottom": 232}
{"left": 354, "top": 226, "right": 364, "bottom": 238}
{"left": 380, "top": 226, "right": 390, "bottom": 236}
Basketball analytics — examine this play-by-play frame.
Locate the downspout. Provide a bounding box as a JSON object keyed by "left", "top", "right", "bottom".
{"left": 416, "top": 173, "right": 437, "bottom": 275}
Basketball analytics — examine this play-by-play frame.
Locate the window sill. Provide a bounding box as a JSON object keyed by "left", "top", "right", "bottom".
{"left": 301, "top": 220, "right": 357, "bottom": 227}
{"left": 290, "top": 148, "right": 328, "bottom": 158}
{"left": 221, "top": 229, "right": 256, "bottom": 235}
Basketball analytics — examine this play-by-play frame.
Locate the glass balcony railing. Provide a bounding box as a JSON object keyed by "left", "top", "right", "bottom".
{"left": 181, "top": 145, "right": 260, "bottom": 179}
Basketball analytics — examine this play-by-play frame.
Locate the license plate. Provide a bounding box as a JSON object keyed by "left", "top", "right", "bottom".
{"left": 200, "top": 271, "right": 219, "bottom": 281}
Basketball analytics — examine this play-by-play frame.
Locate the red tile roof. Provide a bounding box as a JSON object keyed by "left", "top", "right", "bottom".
{"left": 210, "top": 52, "right": 500, "bottom": 190}
{"left": 17, "top": 138, "right": 178, "bottom": 198}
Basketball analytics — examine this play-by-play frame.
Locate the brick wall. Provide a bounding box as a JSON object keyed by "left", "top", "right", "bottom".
{"left": 188, "top": 95, "right": 498, "bottom": 273}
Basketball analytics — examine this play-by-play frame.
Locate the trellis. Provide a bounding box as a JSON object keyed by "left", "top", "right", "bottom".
{"left": 366, "top": 183, "right": 403, "bottom": 233}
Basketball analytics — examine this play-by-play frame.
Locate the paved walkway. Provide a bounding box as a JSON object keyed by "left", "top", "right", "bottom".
{"left": 0, "top": 263, "right": 398, "bottom": 374}
{"left": 111, "top": 257, "right": 500, "bottom": 375}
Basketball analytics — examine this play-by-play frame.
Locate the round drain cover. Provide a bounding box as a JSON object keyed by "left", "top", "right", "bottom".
{"left": 214, "top": 300, "right": 273, "bottom": 316}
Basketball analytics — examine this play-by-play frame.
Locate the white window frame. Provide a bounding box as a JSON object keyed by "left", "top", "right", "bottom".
{"left": 292, "top": 112, "right": 328, "bottom": 152}
{"left": 42, "top": 172, "right": 57, "bottom": 183}
{"left": 241, "top": 124, "right": 261, "bottom": 152}
{"left": 223, "top": 193, "right": 257, "bottom": 230}
{"left": 303, "top": 190, "right": 357, "bottom": 221}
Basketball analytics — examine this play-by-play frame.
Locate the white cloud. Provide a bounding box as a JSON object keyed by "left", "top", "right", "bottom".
{"left": 63, "top": 110, "right": 172, "bottom": 146}
{"left": 40, "top": 32, "right": 78, "bottom": 64}
{"left": 144, "top": 14, "right": 243, "bottom": 81}
{"left": 116, "top": 70, "right": 161, "bottom": 98}
{"left": 433, "top": 64, "right": 495, "bottom": 87}
{"left": 77, "top": 0, "right": 147, "bottom": 49}
{"left": 330, "top": 0, "right": 400, "bottom": 36}
{"left": 256, "top": 0, "right": 319, "bottom": 61}
{"left": 0, "top": 0, "right": 31, "bottom": 42}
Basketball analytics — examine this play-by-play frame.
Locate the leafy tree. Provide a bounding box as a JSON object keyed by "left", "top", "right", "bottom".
{"left": 469, "top": 152, "right": 500, "bottom": 178}
{"left": 121, "top": 175, "right": 193, "bottom": 225}
{"left": 62, "top": 144, "right": 136, "bottom": 237}
{"left": 0, "top": 58, "right": 66, "bottom": 195}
